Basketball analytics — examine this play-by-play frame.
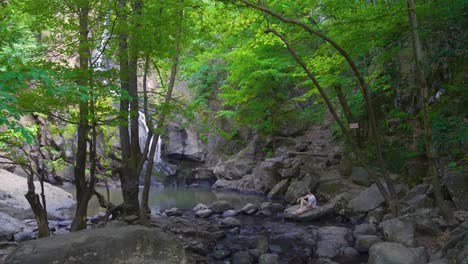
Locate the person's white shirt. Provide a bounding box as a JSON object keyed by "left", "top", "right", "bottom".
{"left": 306, "top": 193, "right": 317, "bottom": 208}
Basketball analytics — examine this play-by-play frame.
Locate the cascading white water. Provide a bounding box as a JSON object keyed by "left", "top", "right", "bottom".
{"left": 138, "top": 111, "right": 163, "bottom": 164}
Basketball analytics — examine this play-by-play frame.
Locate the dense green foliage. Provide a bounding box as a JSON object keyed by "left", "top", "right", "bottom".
{"left": 0, "top": 0, "right": 466, "bottom": 185}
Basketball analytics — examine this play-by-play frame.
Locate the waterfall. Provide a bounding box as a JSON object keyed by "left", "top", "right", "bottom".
{"left": 138, "top": 111, "right": 163, "bottom": 164}
{"left": 155, "top": 134, "right": 162, "bottom": 163}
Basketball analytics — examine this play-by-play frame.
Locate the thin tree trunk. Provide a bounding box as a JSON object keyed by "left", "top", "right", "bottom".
{"left": 335, "top": 85, "right": 355, "bottom": 124}
{"left": 71, "top": 0, "right": 91, "bottom": 231}
{"left": 136, "top": 57, "right": 153, "bottom": 176}
{"left": 25, "top": 167, "right": 49, "bottom": 238}
{"left": 140, "top": 10, "right": 183, "bottom": 225}
{"left": 266, "top": 28, "right": 396, "bottom": 211}
{"left": 407, "top": 0, "right": 454, "bottom": 223}
{"left": 237, "top": 0, "right": 399, "bottom": 215}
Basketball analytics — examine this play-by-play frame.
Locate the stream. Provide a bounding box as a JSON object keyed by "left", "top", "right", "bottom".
{"left": 61, "top": 185, "right": 267, "bottom": 216}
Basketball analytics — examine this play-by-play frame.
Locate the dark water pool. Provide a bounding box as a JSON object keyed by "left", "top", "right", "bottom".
{"left": 62, "top": 186, "right": 267, "bottom": 216}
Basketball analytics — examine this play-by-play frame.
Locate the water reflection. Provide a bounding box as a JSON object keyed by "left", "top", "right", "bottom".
{"left": 62, "top": 186, "right": 266, "bottom": 216}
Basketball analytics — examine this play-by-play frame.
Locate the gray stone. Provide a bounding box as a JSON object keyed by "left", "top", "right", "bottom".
{"left": 221, "top": 217, "right": 241, "bottom": 227}
{"left": 350, "top": 167, "right": 372, "bottom": 186}
{"left": 232, "top": 251, "right": 253, "bottom": 264}
{"left": 192, "top": 203, "right": 208, "bottom": 212}
{"left": 284, "top": 194, "right": 347, "bottom": 221}
{"left": 260, "top": 202, "right": 284, "bottom": 212}
{"left": 454, "top": 211, "right": 468, "bottom": 223}
{"left": 191, "top": 168, "right": 214, "bottom": 180}
{"left": 443, "top": 168, "right": 468, "bottom": 210}
{"left": 368, "top": 207, "right": 385, "bottom": 224}
{"left": 341, "top": 247, "right": 359, "bottom": 259}
{"left": 259, "top": 254, "right": 279, "bottom": 264}
{"left": 348, "top": 184, "right": 385, "bottom": 213}
{"left": 400, "top": 184, "right": 434, "bottom": 214}
{"left": 353, "top": 223, "right": 377, "bottom": 237}
{"left": 5, "top": 225, "right": 193, "bottom": 264}
{"left": 0, "top": 212, "right": 27, "bottom": 242}
{"left": 213, "top": 139, "right": 260, "bottom": 181}
{"left": 213, "top": 249, "right": 231, "bottom": 260}
{"left": 0, "top": 169, "right": 75, "bottom": 219}
{"left": 164, "top": 207, "right": 183, "bottom": 217}
{"left": 166, "top": 123, "right": 205, "bottom": 162}
{"left": 248, "top": 249, "right": 262, "bottom": 260}
{"left": 195, "top": 209, "right": 213, "bottom": 218}
{"left": 315, "top": 226, "right": 352, "bottom": 259}
{"left": 355, "top": 235, "right": 382, "bottom": 253}
{"left": 241, "top": 203, "right": 258, "bottom": 215}
{"left": 255, "top": 210, "right": 272, "bottom": 217}
{"left": 252, "top": 157, "right": 284, "bottom": 193}
{"left": 122, "top": 215, "right": 139, "bottom": 223}
{"left": 284, "top": 173, "right": 318, "bottom": 204}
{"left": 382, "top": 218, "right": 415, "bottom": 247}
{"left": 210, "top": 200, "right": 234, "bottom": 214}
{"left": 222, "top": 210, "right": 238, "bottom": 218}
{"left": 13, "top": 230, "right": 35, "bottom": 242}
{"left": 368, "top": 242, "right": 428, "bottom": 264}
{"left": 349, "top": 183, "right": 407, "bottom": 214}
{"left": 267, "top": 179, "right": 289, "bottom": 198}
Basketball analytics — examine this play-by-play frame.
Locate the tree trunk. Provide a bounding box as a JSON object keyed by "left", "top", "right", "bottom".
{"left": 71, "top": 0, "right": 91, "bottom": 232}
{"left": 25, "top": 168, "right": 49, "bottom": 238}
{"left": 140, "top": 10, "right": 183, "bottom": 225}
{"left": 239, "top": 0, "right": 399, "bottom": 215}
{"left": 407, "top": 0, "right": 454, "bottom": 223}
{"left": 117, "top": 0, "right": 140, "bottom": 216}
{"left": 266, "top": 28, "right": 396, "bottom": 212}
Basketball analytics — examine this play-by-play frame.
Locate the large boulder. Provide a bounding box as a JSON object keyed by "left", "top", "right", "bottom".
{"left": 232, "top": 251, "right": 253, "bottom": 264}
{"left": 348, "top": 183, "right": 405, "bottom": 213}
{"left": 212, "top": 174, "right": 258, "bottom": 193}
{"left": 0, "top": 169, "right": 75, "bottom": 219}
{"left": 210, "top": 200, "right": 234, "bottom": 214}
{"left": 5, "top": 224, "right": 193, "bottom": 264}
{"left": 347, "top": 183, "right": 385, "bottom": 213}
{"left": 284, "top": 194, "right": 347, "bottom": 221}
{"left": 267, "top": 179, "right": 289, "bottom": 198}
{"left": 400, "top": 184, "right": 434, "bottom": 214}
{"left": 350, "top": 167, "right": 372, "bottom": 187}
{"left": 381, "top": 218, "right": 415, "bottom": 247}
{"left": 166, "top": 123, "right": 205, "bottom": 162}
{"left": 252, "top": 157, "right": 284, "bottom": 193}
{"left": 195, "top": 209, "right": 213, "bottom": 218}
{"left": 368, "top": 242, "right": 428, "bottom": 264}
{"left": 315, "top": 226, "right": 352, "bottom": 259}
{"left": 355, "top": 235, "right": 382, "bottom": 253}
{"left": 443, "top": 168, "right": 468, "bottom": 210}
{"left": 0, "top": 212, "right": 27, "bottom": 242}
{"left": 241, "top": 203, "right": 258, "bottom": 215}
{"left": 284, "top": 173, "right": 319, "bottom": 203}
{"left": 259, "top": 254, "right": 279, "bottom": 264}
{"left": 353, "top": 223, "right": 377, "bottom": 237}
{"left": 221, "top": 217, "right": 241, "bottom": 228}
{"left": 213, "top": 139, "right": 262, "bottom": 181}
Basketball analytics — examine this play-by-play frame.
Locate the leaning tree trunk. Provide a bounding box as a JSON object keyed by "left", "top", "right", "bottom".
{"left": 266, "top": 28, "right": 396, "bottom": 212}
{"left": 140, "top": 10, "right": 183, "bottom": 225}
{"left": 407, "top": 0, "right": 454, "bottom": 223}
{"left": 238, "top": 0, "right": 399, "bottom": 215}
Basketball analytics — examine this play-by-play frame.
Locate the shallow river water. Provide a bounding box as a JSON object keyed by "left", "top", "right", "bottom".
{"left": 62, "top": 186, "right": 267, "bottom": 216}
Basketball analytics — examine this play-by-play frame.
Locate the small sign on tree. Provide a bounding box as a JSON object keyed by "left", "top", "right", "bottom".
{"left": 349, "top": 123, "right": 359, "bottom": 129}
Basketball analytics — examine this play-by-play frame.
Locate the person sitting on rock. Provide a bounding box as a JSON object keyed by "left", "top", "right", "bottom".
{"left": 295, "top": 191, "right": 318, "bottom": 214}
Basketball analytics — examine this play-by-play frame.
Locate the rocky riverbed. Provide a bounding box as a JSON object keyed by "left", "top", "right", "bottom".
{"left": 3, "top": 193, "right": 468, "bottom": 264}
{"left": 1, "top": 163, "right": 467, "bottom": 263}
